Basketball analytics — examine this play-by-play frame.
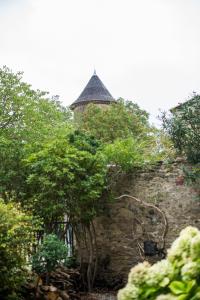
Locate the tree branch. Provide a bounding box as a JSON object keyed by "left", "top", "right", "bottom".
{"left": 115, "top": 194, "right": 168, "bottom": 249}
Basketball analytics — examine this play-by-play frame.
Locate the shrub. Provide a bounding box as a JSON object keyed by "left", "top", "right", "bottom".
{"left": 118, "top": 226, "right": 200, "bottom": 300}
{"left": 76, "top": 99, "right": 150, "bottom": 143}
{"left": 103, "top": 138, "right": 153, "bottom": 172}
{"left": 32, "top": 234, "right": 68, "bottom": 283}
{"left": 0, "top": 199, "right": 36, "bottom": 299}
{"left": 162, "top": 94, "right": 200, "bottom": 164}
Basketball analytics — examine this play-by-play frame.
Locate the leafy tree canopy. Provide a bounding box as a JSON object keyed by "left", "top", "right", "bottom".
{"left": 76, "top": 98, "right": 150, "bottom": 143}
{"left": 0, "top": 66, "right": 71, "bottom": 143}
{"left": 162, "top": 94, "right": 200, "bottom": 163}
{"left": 103, "top": 137, "right": 160, "bottom": 172}
{"left": 0, "top": 66, "right": 71, "bottom": 201}
{"left": 68, "top": 130, "right": 101, "bottom": 154}
{"left": 75, "top": 98, "right": 174, "bottom": 169}
{"left": 24, "top": 133, "right": 107, "bottom": 229}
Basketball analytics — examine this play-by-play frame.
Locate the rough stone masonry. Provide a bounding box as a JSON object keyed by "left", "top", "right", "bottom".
{"left": 93, "top": 159, "right": 200, "bottom": 286}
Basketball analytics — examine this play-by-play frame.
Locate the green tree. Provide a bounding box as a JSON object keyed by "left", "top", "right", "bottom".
{"left": 24, "top": 133, "right": 106, "bottom": 229}
{"left": 76, "top": 98, "right": 150, "bottom": 143}
{"left": 103, "top": 137, "right": 159, "bottom": 172}
{"left": 0, "top": 66, "right": 70, "bottom": 142}
{"left": 162, "top": 95, "right": 200, "bottom": 199}
{"left": 162, "top": 94, "right": 200, "bottom": 163}
{"left": 0, "top": 199, "right": 38, "bottom": 299}
{"left": 0, "top": 66, "right": 71, "bottom": 201}
{"left": 24, "top": 132, "right": 107, "bottom": 290}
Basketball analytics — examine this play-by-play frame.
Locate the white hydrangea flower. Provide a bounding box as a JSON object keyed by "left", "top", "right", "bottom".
{"left": 181, "top": 261, "right": 200, "bottom": 280}
{"left": 168, "top": 227, "right": 199, "bottom": 263}
{"left": 118, "top": 284, "right": 140, "bottom": 300}
{"left": 181, "top": 226, "right": 199, "bottom": 238}
{"left": 118, "top": 227, "right": 200, "bottom": 300}
{"left": 191, "top": 234, "right": 200, "bottom": 260}
{"left": 128, "top": 261, "right": 150, "bottom": 285}
{"left": 146, "top": 260, "right": 174, "bottom": 286}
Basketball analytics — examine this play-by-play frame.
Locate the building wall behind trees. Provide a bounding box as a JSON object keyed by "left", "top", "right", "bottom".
{"left": 89, "top": 159, "right": 200, "bottom": 286}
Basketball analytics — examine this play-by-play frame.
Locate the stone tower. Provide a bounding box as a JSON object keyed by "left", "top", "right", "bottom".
{"left": 70, "top": 71, "right": 115, "bottom": 113}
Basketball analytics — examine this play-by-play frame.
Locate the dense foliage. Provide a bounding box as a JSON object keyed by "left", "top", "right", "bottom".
{"left": 32, "top": 234, "right": 68, "bottom": 283}
{"left": 76, "top": 99, "right": 173, "bottom": 172}
{"left": 118, "top": 226, "right": 200, "bottom": 300}
{"left": 0, "top": 67, "right": 172, "bottom": 214}
{"left": 162, "top": 94, "right": 200, "bottom": 198}
{"left": 103, "top": 137, "right": 156, "bottom": 172}
{"left": 0, "top": 66, "right": 70, "bottom": 144}
{"left": 24, "top": 132, "right": 107, "bottom": 229}
{"left": 0, "top": 66, "right": 71, "bottom": 201}
{"left": 0, "top": 200, "right": 37, "bottom": 299}
{"left": 162, "top": 94, "right": 200, "bottom": 164}
{"left": 76, "top": 98, "right": 150, "bottom": 143}
{"left": 0, "top": 66, "right": 174, "bottom": 291}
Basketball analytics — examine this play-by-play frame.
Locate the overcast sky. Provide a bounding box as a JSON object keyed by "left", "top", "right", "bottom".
{"left": 0, "top": 0, "right": 200, "bottom": 124}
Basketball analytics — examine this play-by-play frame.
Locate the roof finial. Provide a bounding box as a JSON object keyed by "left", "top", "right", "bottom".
{"left": 93, "top": 68, "right": 96, "bottom": 75}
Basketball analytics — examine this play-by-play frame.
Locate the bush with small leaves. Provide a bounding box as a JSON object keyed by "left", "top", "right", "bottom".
{"left": 32, "top": 234, "right": 68, "bottom": 283}
{"left": 0, "top": 199, "right": 37, "bottom": 299}
{"left": 162, "top": 94, "right": 200, "bottom": 164}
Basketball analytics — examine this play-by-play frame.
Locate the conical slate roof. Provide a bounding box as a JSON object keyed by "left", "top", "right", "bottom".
{"left": 71, "top": 71, "right": 115, "bottom": 109}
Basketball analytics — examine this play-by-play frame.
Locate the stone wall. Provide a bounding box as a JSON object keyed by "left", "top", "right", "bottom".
{"left": 93, "top": 159, "right": 200, "bottom": 286}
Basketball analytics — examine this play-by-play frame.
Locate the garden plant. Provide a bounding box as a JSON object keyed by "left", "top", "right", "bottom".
{"left": 118, "top": 226, "right": 200, "bottom": 300}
